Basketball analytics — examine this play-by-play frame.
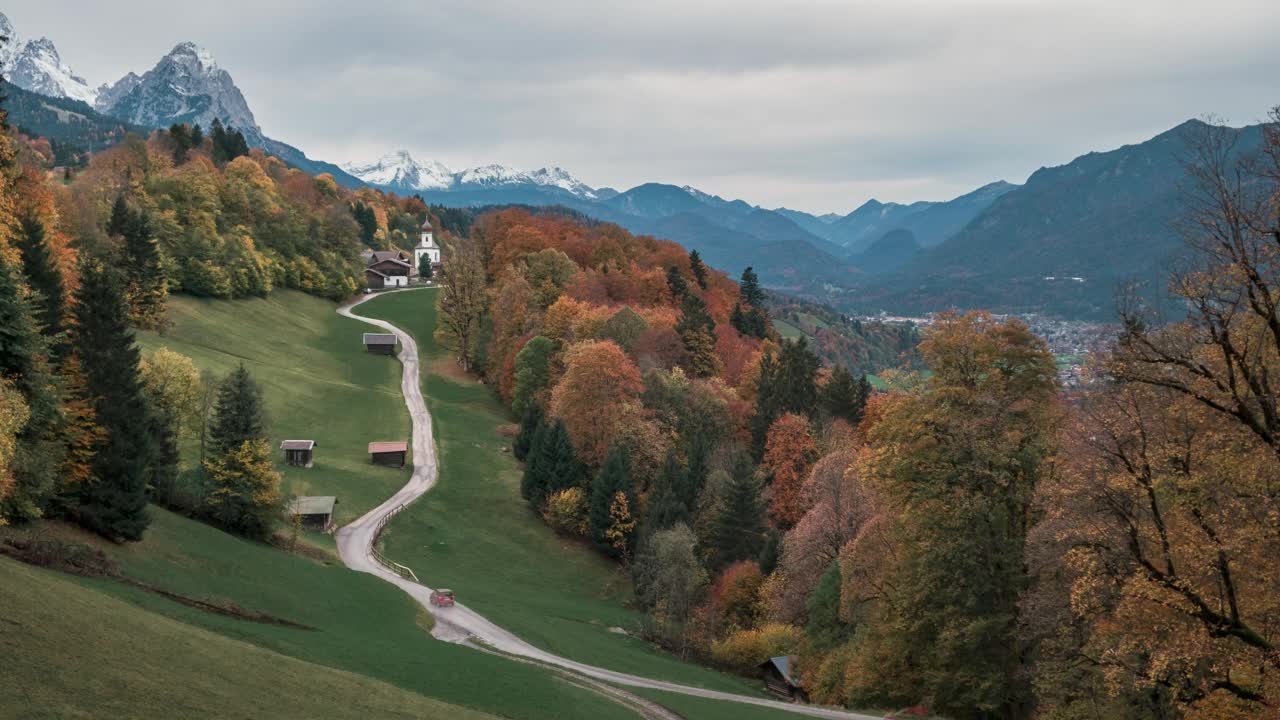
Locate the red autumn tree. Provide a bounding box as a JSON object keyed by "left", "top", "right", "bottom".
{"left": 762, "top": 412, "right": 817, "bottom": 527}
{"left": 550, "top": 340, "right": 644, "bottom": 466}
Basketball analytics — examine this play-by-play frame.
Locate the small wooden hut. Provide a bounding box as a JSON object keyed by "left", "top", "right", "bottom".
{"left": 363, "top": 333, "right": 398, "bottom": 355}
{"left": 368, "top": 441, "right": 408, "bottom": 467}
{"left": 759, "top": 656, "right": 807, "bottom": 701}
{"left": 279, "top": 439, "right": 316, "bottom": 467}
{"left": 286, "top": 496, "right": 337, "bottom": 531}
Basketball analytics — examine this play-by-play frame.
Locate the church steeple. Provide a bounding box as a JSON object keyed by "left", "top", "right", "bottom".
{"left": 414, "top": 217, "right": 441, "bottom": 271}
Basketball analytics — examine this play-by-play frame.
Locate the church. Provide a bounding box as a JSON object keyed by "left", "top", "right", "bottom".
{"left": 414, "top": 218, "right": 442, "bottom": 276}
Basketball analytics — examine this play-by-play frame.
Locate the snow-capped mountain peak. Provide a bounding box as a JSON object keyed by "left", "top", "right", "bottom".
{"left": 341, "top": 150, "right": 453, "bottom": 191}
{"left": 0, "top": 13, "right": 99, "bottom": 106}
{"left": 98, "top": 41, "right": 261, "bottom": 141}
{"left": 343, "top": 151, "right": 598, "bottom": 199}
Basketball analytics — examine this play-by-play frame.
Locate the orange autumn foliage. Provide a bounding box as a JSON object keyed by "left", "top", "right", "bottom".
{"left": 763, "top": 412, "right": 818, "bottom": 527}
{"left": 550, "top": 340, "right": 644, "bottom": 466}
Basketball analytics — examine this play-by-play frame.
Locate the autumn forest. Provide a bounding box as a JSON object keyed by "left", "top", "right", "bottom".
{"left": 0, "top": 60, "right": 1278, "bottom": 720}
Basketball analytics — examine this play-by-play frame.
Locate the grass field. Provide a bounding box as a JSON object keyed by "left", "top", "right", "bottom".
{"left": 3, "top": 289, "right": 835, "bottom": 719}
{"left": 362, "top": 290, "right": 762, "bottom": 696}
{"left": 0, "top": 556, "right": 499, "bottom": 720}
{"left": 4, "top": 290, "right": 641, "bottom": 720}
{"left": 137, "top": 292, "right": 413, "bottom": 525}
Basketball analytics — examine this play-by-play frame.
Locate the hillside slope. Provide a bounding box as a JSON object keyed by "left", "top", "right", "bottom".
{"left": 0, "top": 557, "right": 498, "bottom": 720}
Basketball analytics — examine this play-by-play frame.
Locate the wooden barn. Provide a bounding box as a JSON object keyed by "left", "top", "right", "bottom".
{"left": 286, "top": 496, "right": 337, "bottom": 531}
{"left": 363, "top": 333, "right": 398, "bottom": 354}
{"left": 368, "top": 441, "right": 408, "bottom": 467}
{"left": 759, "top": 656, "right": 807, "bottom": 702}
{"left": 279, "top": 439, "right": 317, "bottom": 467}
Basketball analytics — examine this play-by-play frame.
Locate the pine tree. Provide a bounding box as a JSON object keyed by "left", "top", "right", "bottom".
{"left": 15, "top": 212, "right": 67, "bottom": 357}
{"left": 149, "top": 402, "right": 182, "bottom": 509}
{"left": 208, "top": 364, "right": 266, "bottom": 457}
{"left": 419, "top": 253, "right": 433, "bottom": 280}
{"left": 739, "top": 266, "right": 764, "bottom": 308}
{"left": 677, "top": 292, "right": 720, "bottom": 378}
{"left": 758, "top": 528, "right": 780, "bottom": 575}
{"left": 683, "top": 431, "right": 710, "bottom": 510}
{"left": 666, "top": 265, "right": 688, "bottom": 300}
{"left": 190, "top": 123, "right": 204, "bottom": 148}
{"left": 734, "top": 267, "right": 769, "bottom": 338}
{"left": 69, "top": 260, "right": 152, "bottom": 541}
{"left": 822, "top": 365, "right": 870, "bottom": 424}
{"left": 520, "top": 418, "right": 550, "bottom": 505}
{"left": 590, "top": 444, "right": 635, "bottom": 557}
{"left": 688, "top": 250, "right": 708, "bottom": 289}
{"left": 751, "top": 338, "right": 820, "bottom": 458}
{"left": 0, "top": 255, "right": 63, "bottom": 522}
{"left": 544, "top": 419, "right": 585, "bottom": 497}
{"left": 643, "top": 449, "right": 689, "bottom": 535}
{"left": 120, "top": 205, "right": 167, "bottom": 329}
{"left": 708, "top": 457, "right": 765, "bottom": 568}
{"left": 806, "top": 562, "right": 849, "bottom": 651}
{"left": 107, "top": 194, "right": 130, "bottom": 237}
{"left": 513, "top": 402, "right": 544, "bottom": 461}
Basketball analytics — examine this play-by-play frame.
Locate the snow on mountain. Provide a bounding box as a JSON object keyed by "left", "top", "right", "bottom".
{"left": 342, "top": 150, "right": 453, "bottom": 191}
{"left": 98, "top": 42, "right": 261, "bottom": 140}
{"left": 94, "top": 72, "right": 141, "bottom": 113}
{"left": 343, "top": 150, "right": 598, "bottom": 199}
{"left": 0, "top": 13, "right": 98, "bottom": 106}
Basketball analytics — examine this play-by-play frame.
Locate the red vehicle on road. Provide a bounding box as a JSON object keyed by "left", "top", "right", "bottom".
{"left": 430, "top": 589, "right": 455, "bottom": 607}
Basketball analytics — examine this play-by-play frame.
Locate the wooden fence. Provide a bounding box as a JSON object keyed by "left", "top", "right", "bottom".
{"left": 370, "top": 503, "right": 419, "bottom": 583}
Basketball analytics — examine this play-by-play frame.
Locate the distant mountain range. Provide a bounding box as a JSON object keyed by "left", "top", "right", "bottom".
{"left": 0, "top": 11, "right": 1253, "bottom": 320}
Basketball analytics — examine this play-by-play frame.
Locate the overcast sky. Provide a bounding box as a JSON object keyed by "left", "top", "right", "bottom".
{"left": 7, "top": 1, "right": 1280, "bottom": 213}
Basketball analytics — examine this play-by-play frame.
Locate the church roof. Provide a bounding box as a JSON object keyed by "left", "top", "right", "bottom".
{"left": 420, "top": 218, "right": 433, "bottom": 230}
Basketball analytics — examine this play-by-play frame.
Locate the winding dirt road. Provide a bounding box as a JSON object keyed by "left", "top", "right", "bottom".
{"left": 334, "top": 289, "right": 878, "bottom": 720}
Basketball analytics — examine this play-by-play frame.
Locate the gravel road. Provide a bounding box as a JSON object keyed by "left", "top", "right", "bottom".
{"left": 334, "top": 289, "right": 879, "bottom": 720}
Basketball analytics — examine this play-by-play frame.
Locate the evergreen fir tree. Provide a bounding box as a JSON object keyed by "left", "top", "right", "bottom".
{"left": 683, "top": 430, "right": 710, "bottom": 509}
{"left": 688, "top": 250, "right": 708, "bottom": 289}
{"left": 590, "top": 444, "right": 634, "bottom": 555}
{"left": 149, "top": 403, "right": 181, "bottom": 508}
{"left": 208, "top": 364, "right": 266, "bottom": 457}
{"left": 0, "top": 255, "right": 63, "bottom": 522}
{"left": 520, "top": 418, "right": 550, "bottom": 505}
{"left": 513, "top": 402, "right": 543, "bottom": 461}
{"left": 118, "top": 204, "right": 168, "bottom": 329}
{"left": 666, "top": 265, "right": 688, "bottom": 300}
{"left": 15, "top": 211, "right": 67, "bottom": 355}
{"left": 708, "top": 457, "right": 765, "bottom": 568}
{"left": 107, "top": 194, "right": 130, "bottom": 237}
{"left": 544, "top": 420, "right": 585, "bottom": 497}
{"left": 190, "top": 123, "right": 204, "bottom": 148}
{"left": 643, "top": 449, "right": 689, "bottom": 535}
{"left": 677, "top": 292, "right": 720, "bottom": 377}
{"left": 419, "top": 253, "right": 433, "bottom": 280}
{"left": 739, "top": 266, "right": 765, "bottom": 308}
{"left": 69, "top": 260, "right": 153, "bottom": 541}
{"left": 821, "top": 365, "right": 870, "bottom": 424}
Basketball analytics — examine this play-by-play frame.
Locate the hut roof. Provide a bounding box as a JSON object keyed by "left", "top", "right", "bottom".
{"left": 279, "top": 440, "right": 316, "bottom": 450}
{"left": 368, "top": 441, "right": 408, "bottom": 454}
{"left": 363, "top": 333, "right": 397, "bottom": 346}
{"left": 760, "top": 656, "right": 800, "bottom": 687}
{"left": 365, "top": 267, "right": 388, "bottom": 278}
{"left": 287, "top": 496, "right": 336, "bottom": 516}
{"left": 367, "top": 250, "right": 406, "bottom": 265}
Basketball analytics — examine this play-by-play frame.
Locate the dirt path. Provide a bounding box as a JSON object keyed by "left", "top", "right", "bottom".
{"left": 334, "top": 289, "right": 878, "bottom": 720}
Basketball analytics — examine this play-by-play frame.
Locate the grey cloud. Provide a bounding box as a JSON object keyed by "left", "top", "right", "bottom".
{"left": 7, "top": 1, "right": 1280, "bottom": 212}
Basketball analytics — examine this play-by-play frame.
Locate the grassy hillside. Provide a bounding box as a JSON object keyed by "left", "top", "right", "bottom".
{"left": 137, "top": 292, "right": 412, "bottom": 524}
{"left": 361, "top": 290, "right": 761, "bottom": 695}
{"left": 0, "top": 557, "right": 499, "bottom": 720}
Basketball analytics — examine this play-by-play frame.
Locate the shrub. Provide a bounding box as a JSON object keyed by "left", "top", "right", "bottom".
{"left": 709, "top": 622, "right": 803, "bottom": 673}
{"left": 543, "top": 487, "right": 588, "bottom": 536}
